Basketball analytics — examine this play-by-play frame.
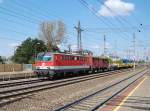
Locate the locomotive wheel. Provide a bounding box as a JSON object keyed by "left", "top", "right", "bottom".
{"left": 48, "top": 75, "right": 55, "bottom": 80}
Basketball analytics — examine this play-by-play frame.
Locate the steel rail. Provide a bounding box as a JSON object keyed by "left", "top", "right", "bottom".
{"left": 0, "top": 69, "right": 129, "bottom": 89}
{"left": 0, "top": 70, "right": 127, "bottom": 95}
{"left": 0, "top": 69, "right": 133, "bottom": 106}
{"left": 54, "top": 68, "right": 148, "bottom": 111}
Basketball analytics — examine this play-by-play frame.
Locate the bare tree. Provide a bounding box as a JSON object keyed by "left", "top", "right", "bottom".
{"left": 39, "top": 21, "right": 66, "bottom": 51}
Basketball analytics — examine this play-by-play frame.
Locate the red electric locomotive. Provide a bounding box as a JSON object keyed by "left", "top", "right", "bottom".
{"left": 34, "top": 52, "right": 109, "bottom": 78}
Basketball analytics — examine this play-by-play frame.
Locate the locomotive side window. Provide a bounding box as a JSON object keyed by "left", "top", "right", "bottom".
{"left": 67, "top": 56, "right": 69, "bottom": 60}
{"left": 62, "top": 56, "right": 64, "bottom": 60}
{"left": 84, "top": 57, "right": 85, "bottom": 61}
{"left": 60, "top": 55, "right": 87, "bottom": 61}
{"left": 64, "top": 56, "right": 66, "bottom": 60}
{"left": 61, "top": 55, "right": 63, "bottom": 60}
{"left": 66, "top": 56, "right": 69, "bottom": 60}
{"left": 63, "top": 55, "right": 66, "bottom": 60}
{"left": 71, "top": 56, "right": 74, "bottom": 60}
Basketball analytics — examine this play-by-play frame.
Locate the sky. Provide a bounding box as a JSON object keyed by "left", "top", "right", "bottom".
{"left": 0, "top": 0, "right": 150, "bottom": 60}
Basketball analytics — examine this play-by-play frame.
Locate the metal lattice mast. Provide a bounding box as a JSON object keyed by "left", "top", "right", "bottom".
{"left": 104, "top": 35, "right": 107, "bottom": 56}
{"left": 133, "top": 33, "right": 136, "bottom": 69}
{"left": 74, "top": 21, "right": 84, "bottom": 51}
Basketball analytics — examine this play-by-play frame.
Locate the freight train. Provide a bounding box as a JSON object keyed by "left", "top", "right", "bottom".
{"left": 34, "top": 52, "right": 133, "bottom": 79}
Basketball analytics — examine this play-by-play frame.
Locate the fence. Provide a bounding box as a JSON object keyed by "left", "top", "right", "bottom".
{"left": 23, "top": 64, "right": 33, "bottom": 71}
{"left": 0, "top": 64, "right": 33, "bottom": 72}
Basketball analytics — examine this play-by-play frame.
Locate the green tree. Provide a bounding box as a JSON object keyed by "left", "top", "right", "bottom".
{"left": 0, "top": 56, "right": 4, "bottom": 64}
{"left": 12, "top": 38, "right": 47, "bottom": 64}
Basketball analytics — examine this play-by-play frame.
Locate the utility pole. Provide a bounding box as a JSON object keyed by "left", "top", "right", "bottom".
{"left": 68, "top": 44, "right": 71, "bottom": 52}
{"left": 74, "top": 21, "right": 84, "bottom": 52}
{"left": 114, "top": 40, "right": 117, "bottom": 59}
{"left": 133, "top": 33, "right": 136, "bottom": 69}
{"left": 126, "top": 49, "right": 128, "bottom": 59}
{"left": 129, "top": 49, "right": 131, "bottom": 60}
{"left": 144, "top": 47, "right": 148, "bottom": 66}
{"left": 103, "top": 35, "right": 107, "bottom": 56}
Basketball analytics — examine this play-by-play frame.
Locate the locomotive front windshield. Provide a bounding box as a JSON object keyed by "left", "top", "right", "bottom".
{"left": 43, "top": 56, "right": 52, "bottom": 61}
{"left": 37, "top": 53, "right": 52, "bottom": 61}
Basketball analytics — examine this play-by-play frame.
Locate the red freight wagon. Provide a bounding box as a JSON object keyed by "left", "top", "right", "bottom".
{"left": 92, "top": 57, "right": 109, "bottom": 71}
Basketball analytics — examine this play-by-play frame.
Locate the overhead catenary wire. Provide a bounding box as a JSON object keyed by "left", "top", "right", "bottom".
{"left": 0, "top": 36, "right": 22, "bottom": 42}
{"left": 0, "top": 0, "right": 68, "bottom": 32}
{"left": 0, "top": 1, "right": 66, "bottom": 41}
{"left": 0, "top": 0, "right": 66, "bottom": 32}
{"left": 84, "top": 25, "right": 150, "bottom": 33}
{"left": 85, "top": 0, "right": 145, "bottom": 46}
{"left": 96, "top": 0, "right": 141, "bottom": 33}
{"left": 78, "top": 0, "right": 131, "bottom": 41}
{"left": 98, "top": 0, "right": 139, "bottom": 38}
{"left": 96, "top": 0, "right": 149, "bottom": 54}
{"left": 78, "top": 0, "right": 113, "bottom": 27}
{"left": 0, "top": 0, "right": 78, "bottom": 43}
{"left": 0, "top": 0, "right": 132, "bottom": 41}
{"left": 0, "top": 0, "right": 148, "bottom": 53}
{"left": 8, "top": 0, "right": 62, "bottom": 21}
{"left": 0, "top": 6, "right": 40, "bottom": 24}
{"left": 22, "top": 0, "right": 64, "bottom": 20}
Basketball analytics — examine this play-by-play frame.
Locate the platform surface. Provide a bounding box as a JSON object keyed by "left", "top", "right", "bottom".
{"left": 113, "top": 73, "right": 150, "bottom": 111}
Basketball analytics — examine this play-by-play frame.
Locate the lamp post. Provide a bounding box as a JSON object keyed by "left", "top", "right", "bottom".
{"left": 35, "top": 43, "right": 40, "bottom": 63}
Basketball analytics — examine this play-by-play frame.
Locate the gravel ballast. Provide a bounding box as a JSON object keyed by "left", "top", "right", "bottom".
{"left": 0, "top": 68, "right": 145, "bottom": 111}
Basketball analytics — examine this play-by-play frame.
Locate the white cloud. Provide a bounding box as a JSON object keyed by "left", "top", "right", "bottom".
{"left": 98, "top": 0, "right": 135, "bottom": 17}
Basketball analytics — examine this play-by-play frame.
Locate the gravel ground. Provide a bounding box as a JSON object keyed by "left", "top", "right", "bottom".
{"left": 0, "top": 68, "right": 145, "bottom": 111}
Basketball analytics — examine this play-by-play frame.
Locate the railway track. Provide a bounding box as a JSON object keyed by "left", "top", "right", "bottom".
{"left": 0, "top": 69, "right": 134, "bottom": 106}
{"left": 0, "top": 68, "right": 146, "bottom": 107}
{"left": 0, "top": 78, "right": 45, "bottom": 88}
{"left": 0, "top": 69, "right": 130, "bottom": 88}
{"left": 54, "top": 68, "right": 149, "bottom": 111}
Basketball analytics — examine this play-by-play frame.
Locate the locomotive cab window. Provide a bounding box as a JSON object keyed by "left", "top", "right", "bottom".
{"left": 37, "top": 53, "right": 53, "bottom": 61}
{"left": 43, "top": 56, "right": 52, "bottom": 61}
